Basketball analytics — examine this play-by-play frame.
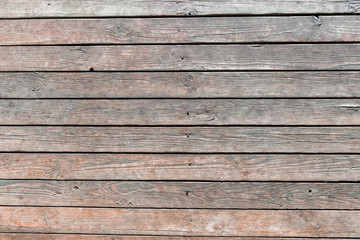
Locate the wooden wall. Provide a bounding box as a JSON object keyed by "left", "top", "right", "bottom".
{"left": 0, "top": 0, "right": 360, "bottom": 239}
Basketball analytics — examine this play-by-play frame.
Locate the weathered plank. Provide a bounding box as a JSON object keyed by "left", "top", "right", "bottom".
{"left": 2, "top": 72, "right": 360, "bottom": 98}
{"left": 0, "top": 207, "right": 359, "bottom": 236}
{"left": 3, "top": 99, "right": 360, "bottom": 125}
{"left": 2, "top": 99, "right": 360, "bottom": 125}
{"left": 1, "top": 16, "right": 360, "bottom": 45}
{"left": 0, "top": 236, "right": 355, "bottom": 240}
{"left": 0, "top": 181, "right": 359, "bottom": 209}
{"left": 1, "top": 44, "right": 360, "bottom": 71}
{"left": 1, "top": 154, "right": 359, "bottom": 181}
{"left": 0, "top": 0, "right": 359, "bottom": 17}
{"left": 0, "top": 127, "right": 359, "bottom": 153}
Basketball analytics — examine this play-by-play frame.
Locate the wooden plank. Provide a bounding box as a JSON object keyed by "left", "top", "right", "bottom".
{"left": 0, "top": 181, "right": 359, "bottom": 209}
{"left": 0, "top": 0, "right": 359, "bottom": 17}
{"left": 0, "top": 207, "right": 359, "bottom": 236}
{"left": 0, "top": 235, "right": 356, "bottom": 240}
{"left": 2, "top": 72, "right": 360, "bottom": 98}
{"left": 1, "top": 44, "right": 360, "bottom": 71}
{"left": 1, "top": 16, "right": 360, "bottom": 45}
{"left": 0, "top": 127, "right": 359, "bottom": 153}
{"left": 1, "top": 154, "right": 359, "bottom": 181}
{"left": 3, "top": 99, "right": 360, "bottom": 125}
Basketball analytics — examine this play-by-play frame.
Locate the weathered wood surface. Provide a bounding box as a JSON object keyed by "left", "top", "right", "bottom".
{"left": 2, "top": 99, "right": 360, "bottom": 125}
{"left": 0, "top": 207, "right": 359, "bottom": 236}
{"left": 0, "top": 236, "right": 355, "bottom": 240}
{"left": 1, "top": 0, "right": 359, "bottom": 17}
{"left": 1, "top": 154, "right": 359, "bottom": 181}
{"left": 1, "top": 181, "right": 359, "bottom": 209}
{"left": 2, "top": 45, "right": 360, "bottom": 71}
{"left": 0, "top": 127, "right": 359, "bottom": 153}
{"left": 2, "top": 72, "right": 360, "bottom": 98}
{"left": 1, "top": 16, "right": 360, "bottom": 45}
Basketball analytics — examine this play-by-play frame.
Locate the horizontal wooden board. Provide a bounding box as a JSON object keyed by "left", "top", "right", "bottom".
{"left": 1, "top": 154, "right": 359, "bottom": 181}
{"left": 0, "top": 127, "right": 359, "bottom": 153}
{"left": 0, "top": 207, "right": 359, "bottom": 236}
{"left": 1, "top": 16, "right": 360, "bottom": 45}
{"left": 2, "top": 99, "right": 360, "bottom": 125}
{"left": 1, "top": 72, "right": 360, "bottom": 98}
{"left": 1, "top": 181, "right": 359, "bottom": 209}
{"left": 0, "top": 236, "right": 356, "bottom": 240}
{"left": 3, "top": 72, "right": 360, "bottom": 99}
{"left": 1, "top": 44, "right": 360, "bottom": 71}
{"left": 0, "top": 0, "right": 359, "bottom": 17}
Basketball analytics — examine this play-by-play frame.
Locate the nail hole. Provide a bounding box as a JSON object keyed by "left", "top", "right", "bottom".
{"left": 73, "top": 186, "right": 79, "bottom": 191}
{"left": 128, "top": 201, "right": 133, "bottom": 206}
{"left": 185, "top": 191, "right": 190, "bottom": 196}
{"left": 89, "top": 67, "right": 94, "bottom": 72}
{"left": 308, "top": 189, "right": 312, "bottom": 193}
{"left": 188, "top": 162, "right": 192, "bottom": 166}
{"left": 181, "top": 56, "right": 185, "bottom": 60}
{"left": 186, "top": 133, "right": 190, "bottom": 138}
{"left": 186, "top": 111, "right": 190, "bottom": 116}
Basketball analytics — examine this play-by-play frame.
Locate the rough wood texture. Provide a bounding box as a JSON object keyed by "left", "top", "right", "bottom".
{"left": 0, "top": 181, "right": 359, "bottom": 209}
{"left": 2, "top": 99, "right": 360, "bottom": 125}
{"left": 1, "top": 44, "right": 360, "bottom": 71}
{"left": 1, "top": 154, "right": 359, "bottom": 181}
{"left": 0, "top": 127, "right": 359, "bottom": 153}
{"left": 1, "top": 16, "right": 360, "bottom": 45}
{"left": 2, "top": 72, "right": 360, "bottom": 98}
{"left": 0, "top": 0, "right": 359, "bottom": 17}
{"left": 0, "top": 207, "right": 359, "bottom": 237}
{"left": 0, "top": 236, "right": 355, "bottom": 240}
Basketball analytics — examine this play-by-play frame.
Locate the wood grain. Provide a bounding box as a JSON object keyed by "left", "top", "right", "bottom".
{"left": 0, "top": 207, "right": 359, "bottom": 236}
{"left": 0, "top": 236, "right": 354, "bottom": 240}
{"left": 0, "top": 236, "right": 355, "bottom": 240}
{"left": 2, "top": 72, "right": 360, "bottom": 98}
{"left": 0, "top": 0, "right": 359, "bottom": 17}
{"left": 0, "top": 181, "right": 359, "bottom": 209}
{"left": 1, "top": 44, "right": 360, "bottom": 71}
{"left": 1, "top": 16, "right": 360, "bottom": 45}
{"left": 2, "top": 236, "right": 354, "bottom": 240}
{"left": 2, "top": 99, "right": 360, "bottom": 125}
{"left": 1, "top": 154, "right": 359, "bottom": 181}
{"left": 0, "top": 127, "right": 359, "bottom": 153}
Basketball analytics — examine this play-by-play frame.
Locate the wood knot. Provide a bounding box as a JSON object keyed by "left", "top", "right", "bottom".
{"left": 181, "top": 8, "right": 198, "bottom": 16}
{"left": 115, "top": 22, "right": 133, "bottom": 37}
{"left": 313, "top": 15, "right": 323, "bottom": 26}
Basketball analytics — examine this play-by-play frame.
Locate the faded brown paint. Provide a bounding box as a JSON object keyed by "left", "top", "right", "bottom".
{"left": 0, "top": 0, "right": 359, "bottom": 238}
{"left": 0, "top": 127, "right": 359, "bottom": 153}
{"left": 1, "top": 235, "right": 356, "bottom": 240}
{"left": 0, "top": 0, "right": 359, "bottom": 17}
{"left": 1, "top": 72, "right": 360, "bottom": 98}
{"left": 1, "top": 154, "right": 359, "bottom": 181}
{"left": 1, "top": 45, "right": 360, "bottom": 71}
{"left": 2, "top": 99, "right": 360, "bottom": 125}
{"left": 0, "top": 181, "right": 359, "bottom": 209}
{"left": 0, "top": 16, "right": 360, "bottom": 45}
{"left": 0, "top": 207, "right": 359, "bottom": 236}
